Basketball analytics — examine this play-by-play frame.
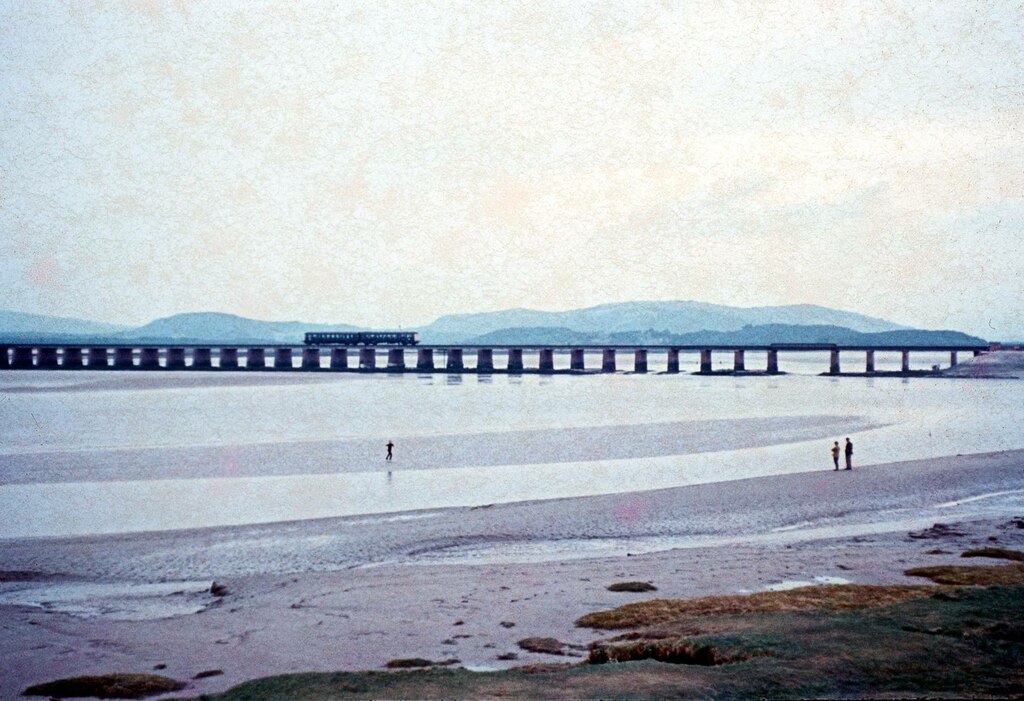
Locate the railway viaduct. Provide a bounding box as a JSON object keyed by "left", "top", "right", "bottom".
{"left": 0, "top": 343, "right": 991, "bottom": 375}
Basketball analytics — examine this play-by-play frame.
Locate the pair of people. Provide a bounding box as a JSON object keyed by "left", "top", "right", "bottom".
{"left": 831, "top": 438, "right": 853, "bottom": 470}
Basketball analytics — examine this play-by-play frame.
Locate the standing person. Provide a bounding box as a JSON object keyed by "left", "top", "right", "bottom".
{"left": 386, "top": 440, "right": 394, "bottom": 461}
{"left": 844, "top": 438, "right": 853, "bottom": 470}
{"left": 831, "top": 441, "right": 840, "bottom": 470}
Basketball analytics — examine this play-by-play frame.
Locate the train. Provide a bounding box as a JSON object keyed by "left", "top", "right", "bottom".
{"left": 303, "top": 331, "right": 420, "bottom": 346}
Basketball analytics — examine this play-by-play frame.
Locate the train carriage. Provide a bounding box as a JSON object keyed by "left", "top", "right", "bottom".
{"left": 304, "top": 331, "right": 419, "bottom": 346}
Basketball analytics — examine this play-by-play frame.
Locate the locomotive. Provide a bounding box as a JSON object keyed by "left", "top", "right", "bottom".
{"left": 303, "top": 331, "right": 420, "bottom": 346}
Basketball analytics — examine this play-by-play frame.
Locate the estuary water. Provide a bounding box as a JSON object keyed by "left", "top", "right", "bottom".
{"left": 0, "top": 353, "right": 1021, "bottom": 539}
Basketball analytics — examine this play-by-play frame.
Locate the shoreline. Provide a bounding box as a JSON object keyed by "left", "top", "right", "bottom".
{"left": 2, "top": 449, "right": 1022, "bottom": 698}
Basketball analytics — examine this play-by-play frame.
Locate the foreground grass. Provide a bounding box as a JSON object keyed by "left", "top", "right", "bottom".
{"left": 173, "top": 581, "right": 1024, "bottom": 700}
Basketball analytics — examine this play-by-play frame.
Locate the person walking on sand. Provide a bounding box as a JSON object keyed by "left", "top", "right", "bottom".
{"left": 831, "top": 441, "right": 840, "bottom": 470}
{"left": 386, "top": 440, "right": 394, "bottom": 461}
{"left": 844, "top": 437, "right": 853, "bottom": 470}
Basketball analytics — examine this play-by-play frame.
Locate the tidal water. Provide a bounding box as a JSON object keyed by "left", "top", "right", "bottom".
{"left": 1, "top": 353, "right": 1021, "bottom": 539}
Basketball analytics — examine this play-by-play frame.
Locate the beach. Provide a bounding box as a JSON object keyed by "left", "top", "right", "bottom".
{"left": 2, "top": 449, "right": 1022, "bottom": 699}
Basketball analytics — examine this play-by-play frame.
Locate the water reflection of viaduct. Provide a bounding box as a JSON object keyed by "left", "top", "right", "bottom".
{"left": 0, "top": 343, "right": 990, "bottom": 376}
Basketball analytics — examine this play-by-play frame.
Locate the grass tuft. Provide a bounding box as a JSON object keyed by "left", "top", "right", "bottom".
{"left": 960, "top": 548, "right": 1024, "bottom": 562}
{"left": 576, "top": 584, "right": 937, "bottom": 629}
{"left": 904, "top": 563, "right": 1024, "bottom": 586}
{"left": 589, "top": 639, "right": 750, "bottom": 666}
{"left": 22, "top": 673, "right": 185, "bottom": 699}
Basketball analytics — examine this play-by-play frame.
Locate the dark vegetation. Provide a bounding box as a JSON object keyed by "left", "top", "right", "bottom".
{"left": 22, "top": 673, "right": 185, "bottom": 699}
{"left": 606, "top": 581, "right": 658, "bottom": 592}
{"left": 961, "top": 547, "right": 1024, "bottom": 562}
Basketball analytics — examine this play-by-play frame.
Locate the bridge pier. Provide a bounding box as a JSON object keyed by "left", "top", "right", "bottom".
{"left": 666, "top": 349, "right": 679, "bottom": 373}
{"left": 63, "top": 347, "right": 84, "bottom": 369}
{"left": 902, "top": 350, "right": 910, "bottom": 373}
{"left": 974, "top": 350, "right": 982, "bottom": 357}
{"left": 88, "top": 347, "right": 110, "bottom": 368}
{"left": 12, "top": 347, "right": 34, "bottom": 368}
{"left": 477, "top": 348, "right": 493, "bottom": 372}
{"left": 733, "top": 350, "right": 745, "bottom": 372}
{"left": 247, "top": 348, "right": 266, "bottom": 370}
{"left": 602, "top": 349, "right": 616, "bottom": 373}
{"left": 767, "top": 349, "right": 779, "bottom": 374}
{"left": 302, "top": 347, "right": 321, "bottom": 370}
{"left": 829, "top": 349, "right": 841, "bottom": 375}
{"left": 114, "top": 347, "right": 134, "bottom": 369}
{"left": 38, "top": 348, "right": 58, "bottom": 369}
{"left": 950, "top": 351, "right": 958, "bottom": 366}
{"left": 699, "top": 349, "right": 712, "bottom": 374}
{"left": 139, "top": 348, "right": 160, "bottom": 369}
{"left": 538, "top": 348, "right": 554, "bottom": 373}
{"left": 507, "top": 348, "right": 524, "bottom": 372}
{"left": 166, "top": 348, "right": 185, "bottom": 370}
{"left": 865, "top": 350, "right": 875, "bottom": 373}
{"left": 274, "top": 348, "right": 293, "bottom": 370}
{"left": 219, "top": 348, "right": 239, "bottom": 370}
{"left": 416, "top": 348, "right": 433, "bottom": 371}
{"left": 192, "top": 348, "right": 212, "bottom": 370}
{"left": 387, "top": 348, "right": 405, "bottom": 371}
{"left": 446, "top": 348, "right": 463, "bottom": 371}
{"left": 0, "top": 347, "right": 9, "bottom": 369}
{"left": 359, "top": 348, "right": 377, "bottom": 370}
{"left": 570, "top": 348, "right": 585, "bottom": 371}
{"left": 331, "top": 348, "right": 349, "bottom": 370}
{"left": 634, "top": 349, "right": 648, "bottom": 373}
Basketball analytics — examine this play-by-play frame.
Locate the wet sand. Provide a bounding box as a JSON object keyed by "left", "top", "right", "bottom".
{"left": 1, "top": 449, "right": 1022, "bottom": 699}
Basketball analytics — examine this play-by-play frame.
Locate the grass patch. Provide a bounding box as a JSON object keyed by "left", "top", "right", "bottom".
{"left": 575, "top": 584, "right": 937, "bottom": 629}
{"left": 961, "top": 548, "right": 1024, "bottom": 562}
{"left": 607, "top": 581, "right": 657, "bottom": 592}
{"left": 904, "top": 563, "right": 1024, "bottom": 586}
{"left": 588, "top": 639, "right": 750, "bottom": 666}
{"left": 384, "top": 658, "right": 458, "bottom": 669}
{"left": 23, "top": 673, "right": 185, "bottom": 699}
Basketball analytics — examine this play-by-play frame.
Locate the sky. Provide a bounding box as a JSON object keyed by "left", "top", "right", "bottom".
{"left": 1, "top": 1, "right": 1022, "bottom": 338}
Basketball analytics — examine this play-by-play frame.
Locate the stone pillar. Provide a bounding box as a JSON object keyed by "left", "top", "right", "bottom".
{"left": 0, "top": 347, "right": 9, "bottom": 369}
{"left": 446, "top": 348, "right": 464, "bottom": 371}
{"left": 359, "top": 347, "right": 376, "bottom": 370}
{"left": 387, "top": 348, "right": 405, "bottom": 371}
{"left": 247, "top": 348, "right": 266, "bottom": 370}
{"left": 63, "top": 347, "right": 84, "bottom": 369}
{"left": 507, "top": 348, "right": 524, "bottom": 372}
{"left": 166, "top": 348, "right": 185, "bottom": 370}
{"left": 733, "top": 350, "right": 746, "bottom": 372}
{"left": 538, "top": 348, "right": 554, "bottom": 373}
{"left": 416, "top": 348, "right": 433, "bottom": 371}
{"left": 570, "top": 348, "right": 585, "bottom": 371}
{"left": 829, "top": 349, "right": 841, "bottom": 375}
{"left": 38, "top": 348, "right": 59, "bottom": 369}
{"left": 330, "top": 348, "right": 349, "bottom": 370}
{"left": 901, "top": 350, "right": 910, "bottom": 373}
{"left": 88, "top": 347, "right": 110, "bottom": 368}
{"left": 634, "top": 349, "right": 648, "bottom": 373}
{"left": 602, "top": 349, "right": 616, "bottom": 373}
{"left": 114, "top": 347, "right": 134, "bottom": 369}
{"left": 138, "top": 348, "right": 160, "bottom": 369}
{"left": 767, "top": 349, "right": 779, "bottom": 374}
{"left": 219, "top": 348, "right": 239, "bottom": 370}
{"left": 699, "top": 349, "right": 712, "bottom": 374}
{"left": 950, "top": 351, "right": 958, "bottom": 367}
{"left": 477, "top": 348, "right": 494, "bottom": 372}
{"left": 666, "top": 349, "right": 679, "bottom": 373}
{"left": 12, "top": 347, "right": 34, "bottom": 369}
{"left": 274, "top": 348, "right": 293, "bottom": 370}
{"left": 301, "top": 347, "right": 321, "bottom": 370}
{"left": 865, "top": 350, "right": 875, "bottom": 374}
{"left": 192, "top": 348, "right": 212, "bottom": 370}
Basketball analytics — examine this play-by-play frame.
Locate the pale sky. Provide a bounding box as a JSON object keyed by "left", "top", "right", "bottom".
{"left": 1, "top": 1, "right": 1022, "bottom": 337}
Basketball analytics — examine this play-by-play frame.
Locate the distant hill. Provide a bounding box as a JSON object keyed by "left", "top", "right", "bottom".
{"left": 468, "top": 324, "right": 986, "bottom": 347}
{"left": 122, "top": 312, "right": 361, "bottom": 344}
{"left": 0, "top": 310, "right": 129, "bottom": 339}
{"left": 420, "top": 301, "right": 908, "bottom": 343}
